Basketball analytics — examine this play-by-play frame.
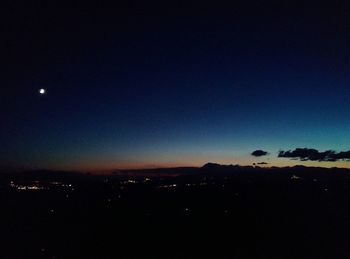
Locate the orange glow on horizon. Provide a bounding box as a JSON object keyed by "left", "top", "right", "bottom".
{"left": 35, "top": 156, "right": 350, "bottom": 174}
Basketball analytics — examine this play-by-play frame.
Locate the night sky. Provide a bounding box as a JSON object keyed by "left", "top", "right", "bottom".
{"left": 2, "top": 2, "right": 350, "bottom": 171}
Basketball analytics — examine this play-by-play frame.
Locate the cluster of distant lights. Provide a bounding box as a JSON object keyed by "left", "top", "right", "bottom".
{"left": 8, "top": 175, "right": 329, "bottom": 193}
{"left": 158, "top": 184, "right": 177, "bottom": 189}
{"left": 121, "top": 180, "right": 138, "bottom": 184}
{"left": 9, "top": 181, "right": 73, "bottom": 191}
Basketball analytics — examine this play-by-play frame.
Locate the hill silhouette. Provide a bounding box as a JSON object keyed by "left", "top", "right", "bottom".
{"left": 2, "top": 163, "right": 350, "bottom": 258}
{"left": 2, "top": 163, "right": 350, "bottom": 181}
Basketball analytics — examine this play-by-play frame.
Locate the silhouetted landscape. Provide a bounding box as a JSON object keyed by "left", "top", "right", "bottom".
{"left": 2, "top": 164, "right": 350, "bottom": 258}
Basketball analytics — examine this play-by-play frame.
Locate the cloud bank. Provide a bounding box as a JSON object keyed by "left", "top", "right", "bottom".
{"left": 278, "top": 148, "right": 350, "bottom": 162}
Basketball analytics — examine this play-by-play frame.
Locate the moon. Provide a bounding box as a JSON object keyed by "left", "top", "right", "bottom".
{"left": 39, "top": 89, "right": 46, "bottom": 95}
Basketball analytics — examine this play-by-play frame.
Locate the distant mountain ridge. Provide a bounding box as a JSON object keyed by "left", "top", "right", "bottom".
{"left": 2, "top": 164, "right": 350, "bottom": 181}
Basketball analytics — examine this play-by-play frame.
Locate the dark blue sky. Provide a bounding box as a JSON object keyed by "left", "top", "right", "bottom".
{"left": 2, "top": 2, "right": 350, "bottom": 170}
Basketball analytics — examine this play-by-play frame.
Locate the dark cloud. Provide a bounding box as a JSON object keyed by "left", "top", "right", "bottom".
{"left": 257, "top": 162, "right": 269, "bottom": 165}
{"left": 251, "top": 150, "right": 269, "bottom": 157}
{"left": 278, "top": 148, "right": 350, "bottom": 162}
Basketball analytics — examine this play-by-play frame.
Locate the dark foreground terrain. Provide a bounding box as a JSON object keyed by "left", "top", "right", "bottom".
{"left": 2, "top": 164, "right": 350, "bottom": 258}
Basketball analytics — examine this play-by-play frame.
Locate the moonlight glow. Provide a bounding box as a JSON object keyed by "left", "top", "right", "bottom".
{"left": 39, "top": 89, "right": 46, "bottom": 95}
